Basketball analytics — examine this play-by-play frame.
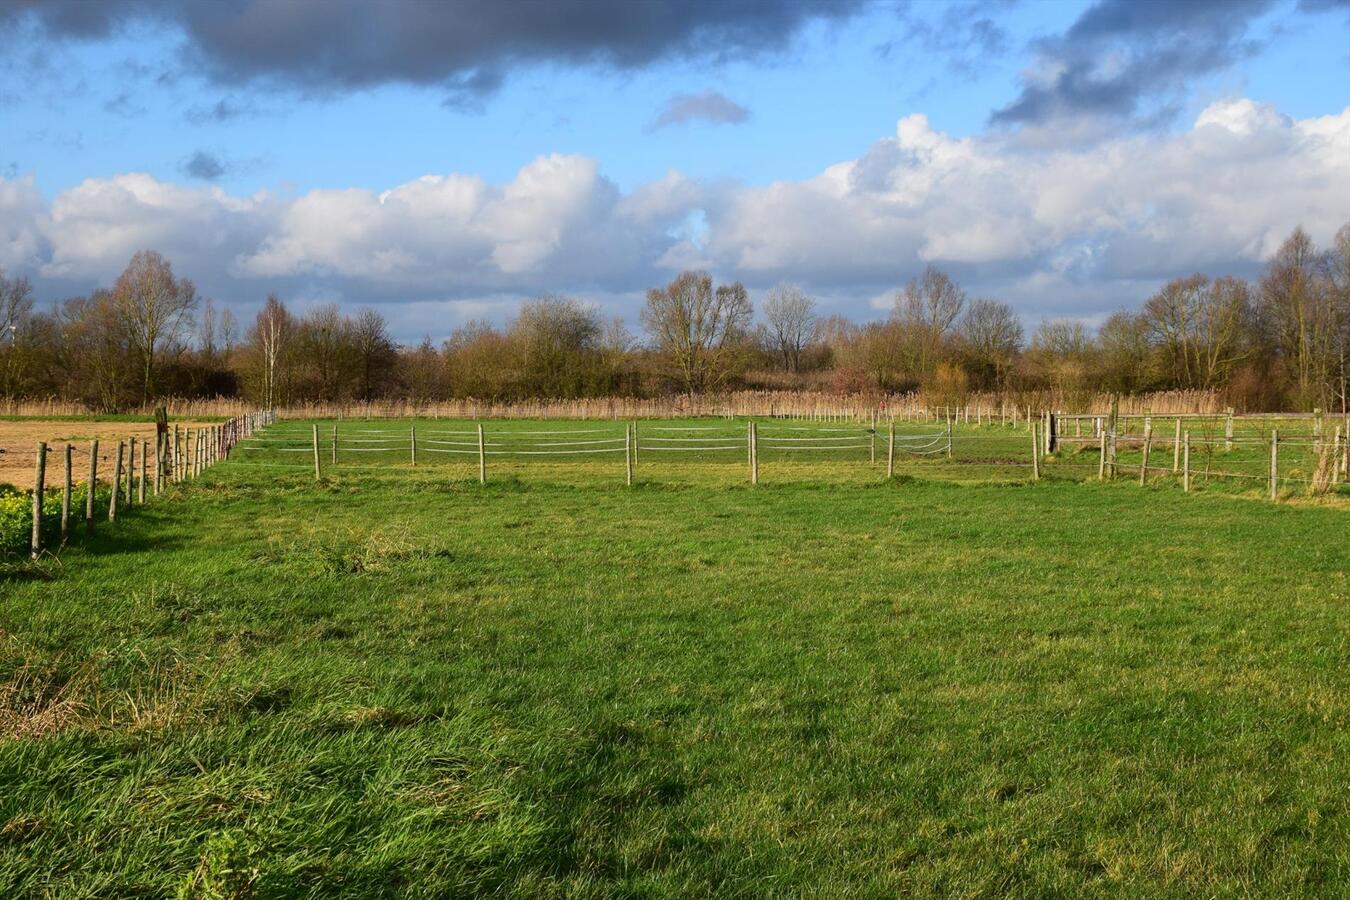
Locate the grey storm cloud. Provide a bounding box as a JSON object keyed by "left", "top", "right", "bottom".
{"left": 652, "top": 90, "right": 750, "bottom": 130}
{"left": 1, "top": 0, "right": 866, "bottom": 105}
{"left": 990, "top": 0, "right": 1275, "bottom": 127}
{"left": 883, "top": 0, "right": 1013, "bottom": 75}
{"left": 181, "top": 150, "right": 226, "bottom": 181}
{"left": 184, "top": 97, "right": 255, "bottom": 125}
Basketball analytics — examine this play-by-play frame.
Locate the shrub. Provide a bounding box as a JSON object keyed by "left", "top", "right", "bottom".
{"left": 0, "top": 486, "right": 76, "bottom": 557}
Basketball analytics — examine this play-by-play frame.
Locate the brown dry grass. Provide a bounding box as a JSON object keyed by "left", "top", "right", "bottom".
{"left": 0, "top": 632, "right": 216, "bottom": 741}
{"left": 0, "top": 420, "right": 216, "bottom": 487}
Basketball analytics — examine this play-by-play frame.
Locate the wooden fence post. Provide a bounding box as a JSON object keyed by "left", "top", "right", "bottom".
{"left": 127, "top": 439, "right": 137, "bottom": 505}
{"left": 1172, "top": 418, "right": 1181, "bottom": 472}
{"left": 625, "top": 423, "right": 633, "bottom": 486}
{"left": 153, "top": 435, "right": 162, "bottom": 496}
{"left": 1333, "top": 427, "right": 1343, "bottom": 486}
{"left": 1138, "top": 419, "right": 1152, "bottom": 486}
{"left": 137, "top": 437, "right": 146, "bottom": 507}
{"left": 122, "top": 440, "right": 133, "bottom": 504}
{"left": 311, "top": 424, "right": 321, "bottom": 481}
{"left": 1097, "top": 429, "right": 1106, "bottom": 480}
{"left": 632, "top": 421, "right": 639, "bottom": 465}
{"left": 477, "top": 423, "right": 486, "bottom": 484}
{"left": 61, "top": 443, "right": 72, "bottom": 544}
{"left": 1031, "top": 424, "right": 1040, "bottom": 480}
{"left": 332, "top": 424, "right": 337, "bottom": 465}
{"left": 410, "top": 424, "right": 417, "bottom": 467}
{"left": 109, "top": 441, "right": 123, "bottom": 521}
{"left": 31, "top": 442, "right": 46, "bottom": 559}
{"left": 1224, "top": 409, "right": 1234, "bottom": 451}
{"left": 1269, "top": 429, "right": 1278, "bottom": 501}
{"left": 749, "top": 421, "right": 759, "bottom": 485}
{"left": 887, "top": 422, "right": 895, "bottom": 479}
{"left": 1183, "top": 431, "right": 1191, "bottom": 492}
{"left": 1341, "top": 420, "right": 1349, "bottom": 477}
{"left": 946, "top": 418, "right": 953, "bottom": 458}
{"left": 86, "top": 440, "right": 98, "bottom": 534}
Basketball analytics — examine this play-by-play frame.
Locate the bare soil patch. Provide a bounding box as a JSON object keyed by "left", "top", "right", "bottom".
{"left": 0, "top": 420, "right": 216, "bottom": 487}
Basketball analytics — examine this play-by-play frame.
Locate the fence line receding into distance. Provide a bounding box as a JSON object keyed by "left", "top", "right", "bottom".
{"left": 21, "top": 410, "right": 274, "bottom": 559}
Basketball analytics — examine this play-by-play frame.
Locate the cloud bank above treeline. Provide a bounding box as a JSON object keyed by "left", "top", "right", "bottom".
{"left": 2, "top": 97, "right": 1348, "bottom": 333}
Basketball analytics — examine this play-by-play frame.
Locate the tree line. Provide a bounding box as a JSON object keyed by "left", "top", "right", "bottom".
{"left": 0, "top": 224, "right": 1346, "bottom": 412}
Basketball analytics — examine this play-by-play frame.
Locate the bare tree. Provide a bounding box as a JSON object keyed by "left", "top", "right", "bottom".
{"left": 198, "top": 298, "right": 218, "bottom": 360}
{"left": 1259, "top": 227, "right": 1339, "bottom": 408}
{"left": 297, "top": 304, "right": 356, "bottom": 401}
{"left": 220, "top": 307, "right": 237, "bottom": 362}
{"left": 400, "top": 335, "right": 446, "bottom": 401}
{"left": 1326, "top": 222, "right": 1350, "bottom": 415}
{"left": 1029, "top": 318, "right": 1096, "bottom": 397}
{"left": 1097, "top": 310, "right": 1154, "bottom": 393}
{"left": 352, "top": 308, "right": 397, "bottom": 401}
{"left": 0, "top": 268, "right": 34, "bottom": 396}
{"left": 249, "top": 294, "right": 293, "bottom": 409}
{"left": 959, "top": 299, "right": 1022, "bottom": 389}
{"left": 642, "top": 271, "right": 753, "bottom": 394}
{"left": 112, "top": 250, "right": 197, "bottom": 402}
{"left": 762, "top": 284, "right": 817, "bottom": 372}
{"left": 894, "top": 265, "right": 966, "bottom": 378}
{"left": 508, "top": 295, "right": 608, "bottom": 396}
{"left": 1143, "top": 274, "right": 1252, "bottom": 389}
{"left": 59, "top": 290, "right": 134, "bottom": 411}
{"left": 0, "top": 268, "right": 33, "bottom": 339}
{"left": 896, "top": 266, "right": 966, "bottom": 336}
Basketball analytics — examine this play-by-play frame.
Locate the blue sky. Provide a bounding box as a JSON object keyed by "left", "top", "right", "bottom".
{"left": 2, "top": 0, "right": 1348, "bottom": 342}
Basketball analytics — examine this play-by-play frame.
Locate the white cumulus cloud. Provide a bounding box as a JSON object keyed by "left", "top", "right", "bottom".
{"left": 0, "top": 97, "right": 1345, "bottom": 333}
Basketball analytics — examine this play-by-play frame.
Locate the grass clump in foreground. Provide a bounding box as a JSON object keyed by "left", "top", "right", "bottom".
{"left": 1, "top": 464, "right": 1347, "bottom": 896}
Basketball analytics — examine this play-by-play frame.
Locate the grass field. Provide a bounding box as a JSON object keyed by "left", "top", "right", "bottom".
{"left": 1, "top": 420, "right": 1348, "bottom": 896}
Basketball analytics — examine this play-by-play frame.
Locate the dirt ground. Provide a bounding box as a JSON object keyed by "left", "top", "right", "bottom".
{"left": 0, "top": 420, "right": 218, "bottom": 487}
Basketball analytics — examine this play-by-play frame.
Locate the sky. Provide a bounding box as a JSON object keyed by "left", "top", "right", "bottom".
{"left": 1, "top": 0, "right": 1349, "bottom": 344}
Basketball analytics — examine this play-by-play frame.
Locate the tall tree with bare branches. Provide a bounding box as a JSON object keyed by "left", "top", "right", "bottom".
{"left": 1259, "top": 227, "right": 1339, "bottom": 408}
{"left": 248, "top": 294, "right": 294, "bottom": 410}
{"left": 762, "top": 284, "right": 817, "bottom": 373}
{"left": 642, "top": 271, "right": 753, "bottom": 394}
{"left": 112, "top": 250, "right": 197, "bottom": 402}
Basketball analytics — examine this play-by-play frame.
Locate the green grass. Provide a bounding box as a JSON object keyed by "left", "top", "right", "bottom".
{"left": 1, "top": 426, "right": 1347, "bottom": 896}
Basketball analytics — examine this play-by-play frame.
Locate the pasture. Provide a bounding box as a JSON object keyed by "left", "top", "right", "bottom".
{"left": 1, "top": 417, "right": 1347, "bottom": 896}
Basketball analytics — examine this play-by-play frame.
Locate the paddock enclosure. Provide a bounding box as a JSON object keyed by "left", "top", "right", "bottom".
{"left": 228, "top": 412, "right": 1348, "bottom": 497}
{"left": 2, "top": 404, "right": 1347, "bottom": 896}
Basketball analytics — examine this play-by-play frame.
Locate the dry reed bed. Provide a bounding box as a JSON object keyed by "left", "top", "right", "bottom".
{"left": 2, "top": 388, "right": 1234, "bottom": 421}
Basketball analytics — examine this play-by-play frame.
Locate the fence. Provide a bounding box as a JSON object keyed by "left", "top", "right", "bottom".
{"left": 19, "top": 410, "right": 274, "bottom": 560}
{"left": 229, "top": 418, "right": 960, "bottom": 485}
{"left": 16, "top": 408, "right": 1345, "bottom": 561}
{"left": 214, "top": 412, "right": 1343, "bottom": 499}
{"left": 1048, "top": 409, "right": 1349, "bottom": 498}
